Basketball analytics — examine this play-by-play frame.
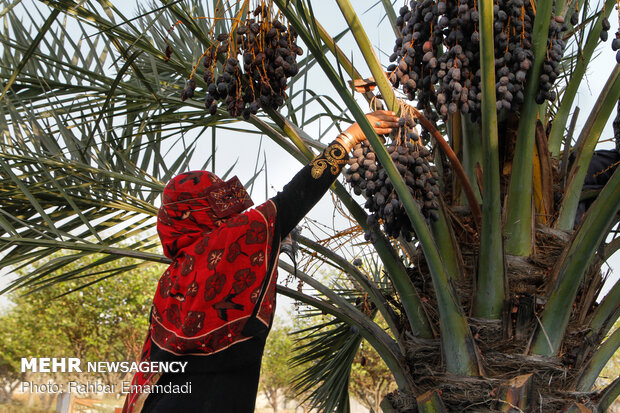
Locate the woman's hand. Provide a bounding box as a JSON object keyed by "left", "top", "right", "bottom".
{"left": 336, "top": 110, "right": 400, "bottom": 152}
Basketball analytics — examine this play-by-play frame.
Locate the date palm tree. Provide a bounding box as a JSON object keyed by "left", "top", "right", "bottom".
{"left": 0, "top": 0, "right": 618, "bottom": 411}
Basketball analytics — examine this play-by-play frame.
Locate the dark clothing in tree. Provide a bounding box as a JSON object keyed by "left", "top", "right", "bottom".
{"left": 575, "top": 149, "right": 619, "bottom": 226}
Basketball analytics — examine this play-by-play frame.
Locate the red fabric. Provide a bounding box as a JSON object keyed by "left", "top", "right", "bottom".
{"left": 123, "top": 171, "right": 278, "bottom": 413}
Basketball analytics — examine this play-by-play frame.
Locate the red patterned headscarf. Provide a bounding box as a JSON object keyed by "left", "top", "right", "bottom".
{"left": 123, "top": 171, "right": 278, "bottom": 413}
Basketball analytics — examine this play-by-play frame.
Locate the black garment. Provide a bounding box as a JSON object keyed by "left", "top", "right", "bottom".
{"left": 141, "top": 142, "right": 348, "bottom": 413}
{"left": 574, "top": 149, "right": 620, "bottom": 226}
{"left": 141, "top": 337, "right": 265, "bottom": 413}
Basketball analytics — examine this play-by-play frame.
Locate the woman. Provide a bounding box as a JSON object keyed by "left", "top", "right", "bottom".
{"left": 123, "top": 110, "right": 399, "bottom": 413}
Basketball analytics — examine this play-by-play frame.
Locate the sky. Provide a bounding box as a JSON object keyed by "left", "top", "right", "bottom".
{"left": 1, "top": 0, "right": 618, "bottom": 314}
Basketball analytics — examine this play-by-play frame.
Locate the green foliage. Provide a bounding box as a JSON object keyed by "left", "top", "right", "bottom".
{"left": 259, "top": 325, "right": 299, "bottom": 412}
{"left": 597, "top": 320, "right": 620, "bottom": 388}
{"left": 0, "top": 254, "right": 162, "bottom": 400}
{"left": 0, "top": 315, "right": 27, "bottom": 403}
{"left": 349, "top": 338, "right": 396, "bottom": 412}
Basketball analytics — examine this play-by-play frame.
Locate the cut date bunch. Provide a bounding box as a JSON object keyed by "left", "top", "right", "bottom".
{"left": 175, "top": 2, "right": 303, "bottom": 119}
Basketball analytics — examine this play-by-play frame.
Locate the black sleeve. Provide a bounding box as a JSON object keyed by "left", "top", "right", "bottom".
{"left": 271, "top": 141, "right": 350, "bottom": 240}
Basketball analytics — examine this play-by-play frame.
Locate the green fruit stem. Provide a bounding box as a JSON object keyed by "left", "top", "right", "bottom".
{"left": 504, "top": 0, "right": 554, "bottom": 256}
{"left": 275, "top": 0, "right": 436, "bottom": 339}
{"left": 473, "top": 0, "right": 506, "bottom": 319}
{"left": 334, "top": 0, "right": 480, "bottom": 376}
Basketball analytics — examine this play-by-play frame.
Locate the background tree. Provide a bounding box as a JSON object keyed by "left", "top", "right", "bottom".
{"left": 0, "top": 255, "right": 161, "bottom": 404}
{"left": 0, "top": 316, "right": 27, "bottom": 404}
{"left": 259, "top": 325, "right": 297, "bottom": 413}
{"left": 0, "top": 0, "right": 619, "bottom": 412}
{"left": 349, "top": 339, "right": 396, "bottom": 412}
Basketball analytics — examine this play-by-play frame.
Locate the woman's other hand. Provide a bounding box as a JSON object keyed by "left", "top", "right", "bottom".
{"left": 337, "top": 110, "right": 400, "bottom": 152}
